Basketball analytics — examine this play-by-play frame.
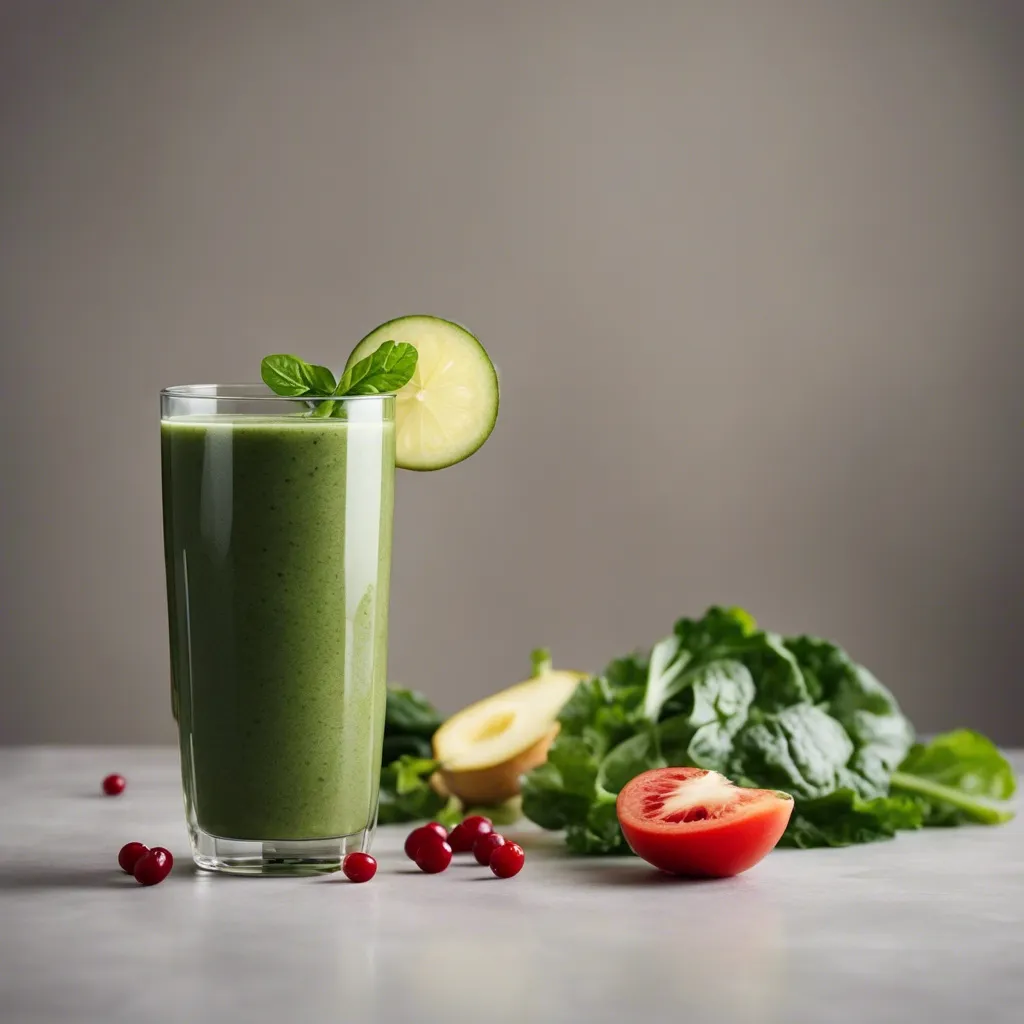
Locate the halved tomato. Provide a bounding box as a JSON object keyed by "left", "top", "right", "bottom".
{"left": 616, "top": 767, "right": 793, "bottom": 877}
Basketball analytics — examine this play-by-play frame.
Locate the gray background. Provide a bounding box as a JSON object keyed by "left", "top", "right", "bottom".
{"left": 1, "top": 0, "right": 1022, "bottom": 745}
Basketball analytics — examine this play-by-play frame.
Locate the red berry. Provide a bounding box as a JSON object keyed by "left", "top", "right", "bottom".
{"left": 133, "top": 847, "right": 173, "bottom": 886}
{"left": 489, "top": 841, "right": 525, "bottom": 878}
{"left": 414, "top": 835, "right": 452, "bottom": 874}
{"left": 117, "top": 842, "right": 149, "bottom": 874}
{"left": 342, "top": 852, "right": 377, "bottom": 883}
{"left": 102, "top": 774, "right": 126, "bottom": 796}
{"left": 448, "top": 815, "right": 492, "bottom": 853}
{"left": 446, "top": 823, "right": 471, "bottom": 852}
{"left": 473, "top": 831, "right": 506, "bottom": 866}
{"left": 424, "top": 821, "right": 447, "bottom": 840}
{"left": 405, "top": 825, "right": 442, "bottom": 861}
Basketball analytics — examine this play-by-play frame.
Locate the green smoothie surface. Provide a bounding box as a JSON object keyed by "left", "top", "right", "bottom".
{"left": 161, "top": 412, "right": 395, "bottom": 840}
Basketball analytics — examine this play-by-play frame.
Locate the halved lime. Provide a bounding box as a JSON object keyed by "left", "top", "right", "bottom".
{"left": 345, "top": 315, "right": 499, "bottom": 471}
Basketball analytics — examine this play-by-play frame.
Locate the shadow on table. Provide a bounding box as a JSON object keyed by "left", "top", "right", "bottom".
{"left": 562, "top": 863, "right": 732, "bottom": 888}
{"left": 0, "top": 860, "right": 196, "bottom": 891}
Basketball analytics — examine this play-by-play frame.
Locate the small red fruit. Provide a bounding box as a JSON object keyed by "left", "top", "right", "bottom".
{"left": 102, "top": 774, "right": 126, "bottom": 796}
{"left": 117, "top": 842, "right": 149, "bottom": 874}
{"left": 133, "top": 847, "right": 173, "bottom": 886}
{"left": 405, "top": 825, "right": 443, "bottom": 861}
{"left": 414, "top": 836, "right": 453, "bottom": 874}
{"left": 342, "top": 852, "right": 377, "bottom": 883}
{"left": 448, "top": 815, "right": 493, "bottom": 853}
{"left": 473, "top": 831, "right": 506, "bottom": 866}
{"left": 489, "top": 842, "right": 525, "bottom": 878}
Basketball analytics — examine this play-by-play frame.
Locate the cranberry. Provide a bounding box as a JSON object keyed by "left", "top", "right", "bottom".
{"left": 133, "top": 847, "right": 173, "bottom": 886}
{"left": 448, "top": 815, "right": 492, "bottom": 853}
{"left": 342, "top": 852, "right": 377, "bottom": 883}
{"left": 405, "top": 825, "right": 443, "bottom": 861}
{"left": 117, "top": 842, "right": 149, "bottom": 874}
{"left": 414, "top": 835, "right": 452, "bottom": 874}
{"left": 489, "top": 841, "right": 525, "bottom": 878}
{"left": 473, "top": 831, "right": 506, "bottom": 866}
{"left": 102, "top": 774, "right": 126, "bottom": 796}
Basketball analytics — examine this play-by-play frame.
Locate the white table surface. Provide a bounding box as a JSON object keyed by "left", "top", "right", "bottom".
{"left": 1, "top": 747, "right": 1021, "bottom": 1024}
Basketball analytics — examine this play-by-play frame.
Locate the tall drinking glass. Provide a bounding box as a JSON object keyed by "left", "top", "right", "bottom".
{"left": 160, "top": 385, "right": 395, "bottom": 875}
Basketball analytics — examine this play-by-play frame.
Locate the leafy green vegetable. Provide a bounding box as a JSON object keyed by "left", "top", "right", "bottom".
{"left": 521, "top": 606, "right": 1016, "bottom": 853}
{"left": 377, "top": 687, "right": 445, "bottom": 824}
{"left": 260, "top": 342, "right": 418, "bottom": 417}
{"left": 786, "top": 636, "right": 913, "bottom": 795}
{"left": 385, "top": 686, "right": 444, "bottom": 739}
{"left": 891, "top": 730, "right": 1016, "bottom": 825}
{"left": 377, "top": 684, "right": 525, "bottom": 828}
{"left": 780, "top": 790, "right": 923, "bottom": 848}
{"left": 260, "top": 354, "right": 336, "bottom": 396}
{"left": 335, "top": 340, "right": 418, "bottom": 396}
{"left": 565, "top": 797, "right": 628, "bottom": 855}
{"left": 521, "top": 737, "right": 601, "bottom": 831}
{"left": 733, "top": 703, "right": 858, "bottom": 800}
{"left": 377, "top": 755, "right": 448, "bottom": 825}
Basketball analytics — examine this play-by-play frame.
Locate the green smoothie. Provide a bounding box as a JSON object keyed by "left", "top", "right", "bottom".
{"left": 161, "top": 411, "right": 394, "bottom": 841}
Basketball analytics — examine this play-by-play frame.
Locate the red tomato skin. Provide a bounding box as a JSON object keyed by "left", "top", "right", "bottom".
{"left": 617, "top": 770, "right": 793, "bottom": 878}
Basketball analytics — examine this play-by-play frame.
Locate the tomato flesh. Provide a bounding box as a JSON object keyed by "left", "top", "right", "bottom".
{"left": 616, "top": 767, "right": 793, "bottom": 877}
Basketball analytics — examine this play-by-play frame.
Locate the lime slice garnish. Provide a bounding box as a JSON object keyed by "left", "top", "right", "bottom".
{"left": 345, "top": 315, "right": 499, "bottom": 471}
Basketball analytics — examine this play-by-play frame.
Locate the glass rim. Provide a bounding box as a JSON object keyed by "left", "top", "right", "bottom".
{"left": 160, "top": 383, "right": 394, "bottom": 402}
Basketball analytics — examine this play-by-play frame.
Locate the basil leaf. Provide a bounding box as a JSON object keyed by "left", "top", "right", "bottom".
{"left": 261, "top": 354, "right": 317, "bottom": 396}
{"left": 336, "top": 340, "right": 418, "bottom": 396}
{"left": 261, "top": 354, "right": 336, "bottom": 396}
{"left": 304, "top": 363, "right": 337, "bottom": 393}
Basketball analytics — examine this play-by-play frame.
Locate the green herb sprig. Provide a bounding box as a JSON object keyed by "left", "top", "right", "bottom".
{"left": 260, "top": 342, "right": 418, "bottom": 416}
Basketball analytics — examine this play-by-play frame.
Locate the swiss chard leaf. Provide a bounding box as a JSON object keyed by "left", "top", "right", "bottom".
{"left": 891, "top": 730, "right": 1016, "bottom": 825}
